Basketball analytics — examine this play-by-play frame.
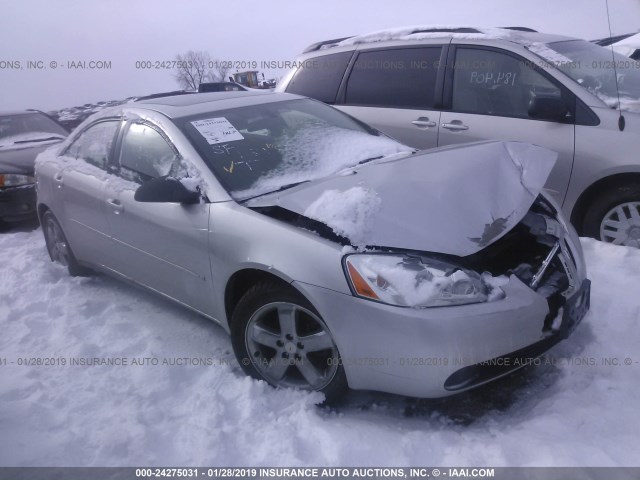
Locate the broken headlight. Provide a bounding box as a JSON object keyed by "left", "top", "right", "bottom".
{"left": 344, "top": 254, "right": 507, "bottom": 308}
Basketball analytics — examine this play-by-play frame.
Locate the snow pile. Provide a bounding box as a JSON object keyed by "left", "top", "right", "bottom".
{"left": 233, "top": 123, "right": 411, "bottom": 199}
{"left": 0, "top": 229, "right": 639, "bottom": 466}
{"left": 304, "top": 186, "right": 381, "bottom": 245}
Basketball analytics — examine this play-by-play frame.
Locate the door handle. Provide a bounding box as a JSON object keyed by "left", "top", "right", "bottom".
{"left": 441, "top": 121, "right": 469, "bottom": 131}
{"left": 411, "top": 117, "right": 437, "bottom": 128}
{"left": 106, "top": 198, "right": 124, "bottom": 214}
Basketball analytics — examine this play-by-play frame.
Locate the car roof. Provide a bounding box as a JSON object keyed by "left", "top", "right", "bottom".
{"left": 0, "top": 110, "right": 45, "bottom": 117}
{"left": 133, "top": 91, "right": 301, "bottom": 119}
{"left": 303, "top": 26, "right": 576, "bottom": 53}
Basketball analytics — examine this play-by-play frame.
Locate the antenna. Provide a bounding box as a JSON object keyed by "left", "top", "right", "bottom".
{"left": 605, "top": 0, "right": 625, "bottom": 131}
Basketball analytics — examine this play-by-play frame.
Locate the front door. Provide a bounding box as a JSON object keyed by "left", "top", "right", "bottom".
{"left": 438, "top": 46, "right": 576, "bottom": 205}
{"left": 104, "top": 121, "right": 213, "bottom": 316}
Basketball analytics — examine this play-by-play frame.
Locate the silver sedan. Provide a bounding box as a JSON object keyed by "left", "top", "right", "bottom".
{"left": 35, "top": 91, "right": 590, "bottom": 400}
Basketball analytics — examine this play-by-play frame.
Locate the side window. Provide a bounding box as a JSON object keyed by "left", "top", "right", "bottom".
{"left": 285, "top": 51, "right": 352, "bottom": 104}
{"left": 119, "top": 123, "right": 178, "bottom": 183}
{"left": 451, "top": 48, "right": 562, "bottom": 118}
{"left": 65, "top": 121, "right": 120, "bottom": 169}
{"left": 345, "top": 47, "right": 442, "bottom": 109}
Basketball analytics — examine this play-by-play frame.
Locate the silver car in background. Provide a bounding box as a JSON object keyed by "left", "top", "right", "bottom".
{"left": 35, "top": 91, "right": 590, "bottom": 400}
{"left": 277, "top": 26, "right": 640, "bottom": 248}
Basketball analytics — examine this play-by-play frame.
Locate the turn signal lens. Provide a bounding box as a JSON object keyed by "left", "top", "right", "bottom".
{"left": 346, "top": 260, "right": 380, "bottom": 300}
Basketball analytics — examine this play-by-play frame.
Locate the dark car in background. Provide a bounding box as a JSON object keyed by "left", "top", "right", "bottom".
{"left": 0, "top": 110, "right": 67, "bottom": 226}
{"left": 198, "top": 82, "right": 248, "bottom": 93}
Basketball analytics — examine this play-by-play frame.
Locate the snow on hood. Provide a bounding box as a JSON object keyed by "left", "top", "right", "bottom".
{"left": 247, "top": 141, "right": 557, "bottom": 256}
{"left": 303, "top": 186, "right": 382, "bottom": 245}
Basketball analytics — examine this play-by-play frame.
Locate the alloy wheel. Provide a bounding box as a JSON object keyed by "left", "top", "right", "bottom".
{"left": 600, "top": 202, "right": 640, "bottom": 248}
{"left": 245, "top": 302, "right": 339, "bottom": 390}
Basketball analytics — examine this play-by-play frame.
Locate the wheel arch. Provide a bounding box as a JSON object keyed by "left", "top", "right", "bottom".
{"left": 224, "top": 268, "right": 307, "bottom": 329}
{"left": 37, "top": 202, "right": 51, "bottom": 223}
{"left": 570, "top": 172, "right": 640, "bottom": 233}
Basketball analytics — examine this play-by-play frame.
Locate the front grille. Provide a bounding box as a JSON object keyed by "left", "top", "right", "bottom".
{"left": 530, "top": 239, "right": 578, "bottom": 299}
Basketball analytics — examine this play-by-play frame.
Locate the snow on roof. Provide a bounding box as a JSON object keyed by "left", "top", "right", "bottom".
{"left": 612, "top": 32, "right": 640, "bottom": 57}
{"left": 330, "top": 25, "right": 572, "bottom": 50}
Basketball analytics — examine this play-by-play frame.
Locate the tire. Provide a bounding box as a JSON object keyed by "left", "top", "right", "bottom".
{"left": 41, "top": 210, "right": 90, "bottom": 276}
{"left": 231, "top": 282, "right": 348, "bottom": 403}
{"left": 582, "top": 184, "right": 640, "bottom": 248}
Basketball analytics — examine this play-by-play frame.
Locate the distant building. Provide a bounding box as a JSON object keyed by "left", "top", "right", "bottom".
{"left": 232, "top": 71, "right": 260, "bottom": 88}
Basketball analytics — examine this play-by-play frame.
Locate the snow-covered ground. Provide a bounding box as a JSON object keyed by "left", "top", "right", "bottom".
{"left": 0, "top": 227, "right": 639, "bottom": 467}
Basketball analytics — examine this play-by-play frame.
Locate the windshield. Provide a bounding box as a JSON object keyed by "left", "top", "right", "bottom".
{"left": 180, "top": 98, "right": 412, "bottom": 200}
{"left": 0, "top": 112, "right": 68, "bottom": 146}
{"left": 542, "top": 40, "right": 640, "bottom": 111}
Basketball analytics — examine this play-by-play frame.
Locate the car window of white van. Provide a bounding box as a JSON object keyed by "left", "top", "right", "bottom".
{"left": 345, "top": 47, "right": 442, "bottom": 109}
{"left": 452, "top": 48, "right": 561, "bottom": 118}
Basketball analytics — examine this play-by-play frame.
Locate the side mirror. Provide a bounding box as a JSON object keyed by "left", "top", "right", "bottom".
{"left": 528, "top": 96, "right": 569, "bottom": 122}
{"left": 134, "top": 177, "right": 200, "bottom": 204}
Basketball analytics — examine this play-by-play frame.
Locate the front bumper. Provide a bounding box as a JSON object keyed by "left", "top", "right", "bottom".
{"left": 296, "top": 277, "right": 551, "bottom": 398}
{"left": 0, "top": 184, "right": 37, "bottom": 222}
{"left": 294, "top": 211, "right": 590, "bottom": 398}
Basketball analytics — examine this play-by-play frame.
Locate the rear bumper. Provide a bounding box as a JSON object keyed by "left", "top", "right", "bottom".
{"left": 0, "top": 184, "right": 37, "bottom": 222}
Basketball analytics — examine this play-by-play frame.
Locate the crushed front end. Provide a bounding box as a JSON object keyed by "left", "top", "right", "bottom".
{"left": 441, "top": 194, "right": 591, "bottom": 391}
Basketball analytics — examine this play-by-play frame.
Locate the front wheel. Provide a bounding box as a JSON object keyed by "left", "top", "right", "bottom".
{"left": 582, "top": 184, "right": 640, "bottom": 248}
{"left": 231, "top": 282, "right": 347, "bottom": 402}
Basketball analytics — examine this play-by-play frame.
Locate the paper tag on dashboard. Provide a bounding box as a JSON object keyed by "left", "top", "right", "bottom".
{"left": 191, "top": 117, "right": 244, "bottom": 144}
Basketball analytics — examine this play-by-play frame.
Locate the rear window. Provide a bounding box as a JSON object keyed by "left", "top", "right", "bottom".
{"left": 345, "top": 47, "right": 442, "bottom": 109}
{"left": 284, "top": 52, "right": 352, "bottom": 104}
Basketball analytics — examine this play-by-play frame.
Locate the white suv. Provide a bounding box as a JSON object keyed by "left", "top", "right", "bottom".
{"left": 276, "top": 26, "right": 640, "bottom": 248}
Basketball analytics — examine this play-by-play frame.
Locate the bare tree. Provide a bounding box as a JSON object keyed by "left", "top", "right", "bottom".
{"left": 210, "top": 61, "right": 231, "bottom": 83}
{"left": 174, "top": 51, "right": 233, "bottom": 90}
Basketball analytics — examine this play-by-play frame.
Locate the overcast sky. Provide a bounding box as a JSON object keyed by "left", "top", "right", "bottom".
{"left": 1, "top": 0, "right": 639, "bottom": 111}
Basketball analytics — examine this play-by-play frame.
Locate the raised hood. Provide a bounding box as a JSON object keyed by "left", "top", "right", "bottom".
{"left": 247, "top": 141, "right": 557, "bottom": 257}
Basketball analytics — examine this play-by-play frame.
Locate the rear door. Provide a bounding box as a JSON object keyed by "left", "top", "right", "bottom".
{"left": 337, "top": 46, "right": 444, "bottom": 149}
{"left": 438, "top": 46, "right": 576, "bottom": 204}
{"left": 103, "top": 121, "right": 213, "bottom": 316}
{"left": 56, "top": 119, "right": 122, "bottom": 267}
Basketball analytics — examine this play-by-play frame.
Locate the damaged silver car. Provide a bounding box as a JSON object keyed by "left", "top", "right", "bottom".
{"left": 35, "top": 91, "right": 590, "bottom": 400}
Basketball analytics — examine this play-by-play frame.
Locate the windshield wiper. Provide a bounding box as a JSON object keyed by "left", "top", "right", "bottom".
{"left": 357, "top": 155, "right": 383, "bottom": 165}
{"left": 13, "top": 136, "right": 64, "bottom": 145}
{"left": 240, "top": 180, "right": 310, "bottom": 202}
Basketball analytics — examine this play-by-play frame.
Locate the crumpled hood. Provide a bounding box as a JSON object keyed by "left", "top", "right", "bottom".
{"left": 247, "top": 141, "right": 557, "bottom": 256}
